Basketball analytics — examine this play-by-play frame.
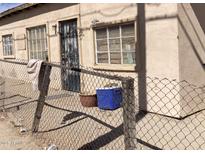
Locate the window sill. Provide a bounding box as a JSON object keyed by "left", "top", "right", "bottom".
{"left": 93, "top": 64, "right": 136, "bottom": 72}
{"left": 3, "top": 55, "right": 15, "bottom": 59}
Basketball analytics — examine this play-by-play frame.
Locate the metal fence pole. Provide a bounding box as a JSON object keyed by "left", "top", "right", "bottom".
{"left": 32, "top": 64, "right": 52, "bottom": 133}
{"left": 0, "top": 72, "right": 5, "bottom": 111}
{"left": 122, "top": 77, "right": 136, "bottom": 149}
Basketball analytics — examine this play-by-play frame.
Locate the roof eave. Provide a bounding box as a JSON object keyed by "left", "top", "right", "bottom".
{"left": 0, "top": 3, "right": 39, "bottom": 19}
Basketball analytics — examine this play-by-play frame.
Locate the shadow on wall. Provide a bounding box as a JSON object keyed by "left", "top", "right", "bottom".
{"left": 137, "top": 4, "right": 205, "bottom": 114}
{"left": 191, "top": 4, "right": 205, "bottom": 35}
{"left": 178, "top": 4, "right": 205, "bottom": 70}
{"left": 135, "top": 3, "right": 205, "bottom": 149}
{"left": 0, "top": 3, "right": 77, "bottom": 26}
{"left": 36, "top": 4, "right": 205, "bottom": 150}
{"left": 2, "top": 3, "right": 205, "bottom": 150}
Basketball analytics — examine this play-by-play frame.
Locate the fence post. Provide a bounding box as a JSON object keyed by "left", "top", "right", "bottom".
{"left": 32, "top": 64, "right": 52, "bottom": 133}
{"left": 0, "top": 61, "right": 5, "bottom": 111}
{"left": 122, "top": 77, "right": 136, "bottom": 150}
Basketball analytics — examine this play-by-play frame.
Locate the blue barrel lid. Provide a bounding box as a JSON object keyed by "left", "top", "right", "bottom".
{"left": 96, "top": 87, "right": 121, "bottom": 90}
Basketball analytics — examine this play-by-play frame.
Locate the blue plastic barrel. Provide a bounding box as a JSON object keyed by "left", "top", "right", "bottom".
{"left": 96, "top": 87, "right": 122, "bottom": 110}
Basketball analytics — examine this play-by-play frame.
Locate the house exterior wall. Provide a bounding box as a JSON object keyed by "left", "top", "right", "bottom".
{"left": 77, "top": 3, "right": 180, "bottom": 117}
{"left": 0, "top": 4, "right": 80, "bottom": 62}
{"left": 145, "top": 4, "right": 179, "bottom": 79}
{"left": 79, "top": 3, "right": 179, "bottom": 79}
{"left": 0, "top": 4, "right": 80, "bottom": 89}
{"left": 0, "top": 3, "right": 181, "bottom": 117}
{"left": 178, "top": 3, "right": 205, "bottom": 85}
{"left": 144, "top": 4, "right": 180, "bottom": 117}
{"left": 178, "top": 4, "right": 205, "bottom": 117}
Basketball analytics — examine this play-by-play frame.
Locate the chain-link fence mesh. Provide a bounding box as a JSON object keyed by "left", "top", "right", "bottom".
{"left": 133, "top": 76, "right": 205, "bottom": 150}
{"left": 0, "top": 59, "right": 127, "bottom": 150}
{"left": 1, "top": 59, "right": 205, "bottom": 150}
{"left": 34, "top": 64, "right": 126, "bottom": 150}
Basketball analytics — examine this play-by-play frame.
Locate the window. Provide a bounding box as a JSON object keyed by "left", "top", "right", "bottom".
{"left": 27, "top": 25, "right": 48, "bottom": 60}
{"left": 2, "top": 34, "right": 13, "bottom": 56}
{"left": 95, "top": 23, "right": 136, "bottom": 64}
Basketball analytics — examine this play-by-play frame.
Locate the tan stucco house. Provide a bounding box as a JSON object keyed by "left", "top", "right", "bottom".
{"left": 0, "top": 3, "right": 205, "bottom": 118}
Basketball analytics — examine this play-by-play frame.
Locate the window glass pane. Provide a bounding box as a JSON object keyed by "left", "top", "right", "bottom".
{"left": 9, "top": 44, "right": 12, "bottom": 55}
{"left": 122, "top": 37, "right": 135, "bottom": 52}
{"left": 34, "top": 52, "right": 37, "bottom": 59}
{"left": 109, "top": 38, "right": 120, "bottom": 51}
{"left": 43, "top": 51, "right": 48, "bottom": 60}
{"left": 36, "top": 28, "right": 39, "bottom": 54}
{"left": 5, "top": 46, "right": 8, "bottom": 55}
{"left": 97, "top": 39, "right": 107, "bottom": 51}
{"left": 121, "top": 23, "right": 135, "bottom": 37}
{"left": 2, "top": 35, "right": 13, "bottom": 56}
{"left": 97, "top": 53, "right": 108, "bottom": 63}
{"left": 109, "top": 26, "right": 119, "bottom": 38}
{"left": 110, "top": 52, "right": 121, "bottom": 64}
{"left": 38, "top": 51, "right": 41, "bottom": 59}
{"left": 30, "top": 52, "right": 34, "bottom": 59}
{"left": 3, "top": 46, "right": 5, "bottom": 55}
{"left": 43, "top": 27, "right": 47, "bottom": 50}
{"left": 32, "top": 30, "right": 36, "bottom": 54}
{"left": 31, "top": 30, "right": 35, "bottom": 53}
{"left": 95, "top": 22, "right": 135, "bottom": 65}
{"left": 29, "top": 40, "right": 33, "bottom": 53}
{"left": 123, "top": 52, "right": 135, "bottom": 64}
{"left": 39, "top": 27, "right": 43, "bottom": 49}
{"left": 27, "top": 25, "right": 47, "bottom": 60}
{"left": 96, "top": 28, "right": 107, "bottom": 39}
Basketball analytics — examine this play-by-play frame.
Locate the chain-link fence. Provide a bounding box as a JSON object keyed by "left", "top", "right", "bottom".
{"left": 1, "top": 59, "right": 205, "bottom": 150}
{"left": 133, "top": 76, "right": 205, "bottom": 150}
{"left": 0, "top": 59, "right": 133, "bottom": 150}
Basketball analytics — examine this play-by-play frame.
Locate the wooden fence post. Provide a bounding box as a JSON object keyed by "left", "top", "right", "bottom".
{"left": 32, "top": 64, "right": 52, "bottom": 133}
{"left": 122, "top": 77, "right": 136, "bottom": 149}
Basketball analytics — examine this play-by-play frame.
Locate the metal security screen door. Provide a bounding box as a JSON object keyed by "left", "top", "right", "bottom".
{"left": 60, "top": 19, "right": 80, "bottom": 92}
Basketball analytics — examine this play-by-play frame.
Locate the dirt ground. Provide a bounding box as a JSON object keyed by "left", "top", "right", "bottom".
{"left": 0, "top": 78, "right": 124, "bottom": 150}
{"left": 0, "top": 112, "right": 42, "bottom": 150}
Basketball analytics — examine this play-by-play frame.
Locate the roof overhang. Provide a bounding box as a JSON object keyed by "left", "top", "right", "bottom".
{"left": 0, "top": 3, "right": 40, "bottom": 19}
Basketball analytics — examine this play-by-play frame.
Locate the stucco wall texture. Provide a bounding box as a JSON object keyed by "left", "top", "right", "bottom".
{"left": 0, "top": 3, "right": 179, "bottom": 78}
{"left": 0, "top": 3, "right": 205, "bottom": 117}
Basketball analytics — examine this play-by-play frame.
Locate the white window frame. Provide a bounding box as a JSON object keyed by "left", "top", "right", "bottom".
{"left": 94, "top": 22, "right": 136, "bottom": 65}
{"left": 2, "top": 34, "right": 14, "bottom": 57}
{"left": 27, "top": 25, "right": 48, "bottom": 60}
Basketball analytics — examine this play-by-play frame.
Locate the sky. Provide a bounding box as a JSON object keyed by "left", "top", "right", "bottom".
{"left": 0, "top": 3, "right": 22, "bottom": 13}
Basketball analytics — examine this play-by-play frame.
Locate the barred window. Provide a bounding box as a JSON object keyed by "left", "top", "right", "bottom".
{"left": 95, "top": 23, "right": 136, "bottom": 64}
{"left": 27, "top": 25, "right": 48, "bottom": 60}
{"left": 2, "top": 34, "right": 13, "bottom": 56}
